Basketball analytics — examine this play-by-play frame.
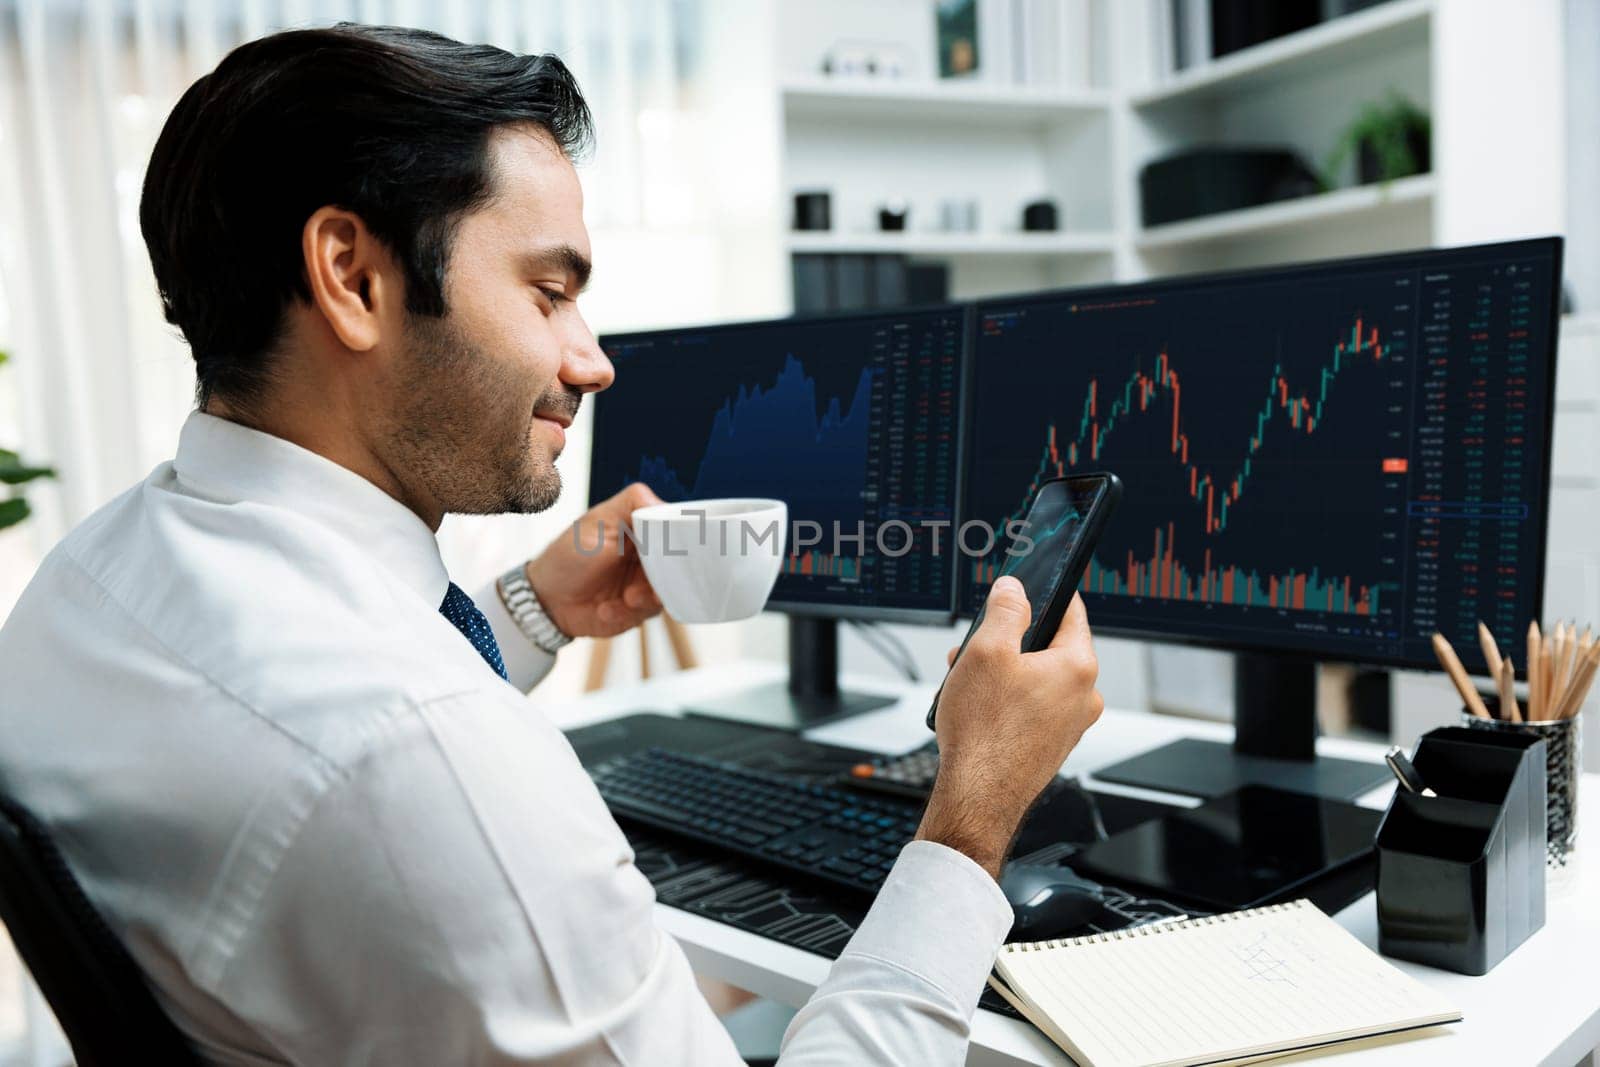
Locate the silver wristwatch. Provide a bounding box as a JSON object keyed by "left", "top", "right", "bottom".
{"left": 496, "top": 565, "right": 573, "bottom": 654}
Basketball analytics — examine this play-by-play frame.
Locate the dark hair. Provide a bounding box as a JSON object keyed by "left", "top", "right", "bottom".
{"left": 139, "top": 24, "right": 593, "bottom": 410}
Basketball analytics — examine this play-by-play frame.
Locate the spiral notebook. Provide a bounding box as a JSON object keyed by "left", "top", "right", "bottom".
{"left": 989, "top": 899, "right": 1460, "bottom": 1067}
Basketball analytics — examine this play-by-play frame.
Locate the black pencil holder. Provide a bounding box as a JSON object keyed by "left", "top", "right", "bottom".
{"left": 1375, "top": 725, "right": 1547, "bottom": 975}
{"left": 1462, "top": 698, "right": 1581, "bottom": 868}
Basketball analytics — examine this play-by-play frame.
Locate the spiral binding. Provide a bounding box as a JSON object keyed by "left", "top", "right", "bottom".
{"left": 1006, "top": 899, "right": 1308, "bottom": 953}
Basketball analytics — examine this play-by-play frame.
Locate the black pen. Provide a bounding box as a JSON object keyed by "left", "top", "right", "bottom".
{"left": 1385, "top": 746, "right": 1436, "bottom": 797}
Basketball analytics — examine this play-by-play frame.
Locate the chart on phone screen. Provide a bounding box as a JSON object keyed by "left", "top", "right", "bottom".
{"left": 990, "top": 492, "right": 1087, "bottom": 647}
{"left": 594, "top": 309, "right": 964, "bottom": 611}
{"left": 965, "top": 251, "right": 1554, "bottom": 670}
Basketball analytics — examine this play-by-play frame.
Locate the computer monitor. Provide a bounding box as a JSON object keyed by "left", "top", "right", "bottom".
{"left": 593, "top": 306, "right": 970, "bottom": 729}
{"left": 963, "top": 237, "right": 1564, "bottom": 799}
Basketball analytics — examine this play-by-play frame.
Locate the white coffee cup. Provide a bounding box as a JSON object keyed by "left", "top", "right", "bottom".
{"left": 630, "top": 499, "right": 787, "bottom": 623}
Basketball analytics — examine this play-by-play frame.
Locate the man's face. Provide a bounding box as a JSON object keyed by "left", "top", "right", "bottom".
{"left": 387, "top": 125, "right": 612, "bottom": 517}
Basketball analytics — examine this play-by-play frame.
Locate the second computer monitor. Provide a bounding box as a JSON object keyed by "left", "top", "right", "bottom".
{"left": 963, "top": 238, "right": 1562, "bottom": 676}
{"left": 593, "top": 307, "right": 969, "bottom": 621}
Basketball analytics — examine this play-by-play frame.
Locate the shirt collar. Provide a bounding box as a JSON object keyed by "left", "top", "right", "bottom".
{"left": 171, "top": 411, "right": 450, "bottom": 606}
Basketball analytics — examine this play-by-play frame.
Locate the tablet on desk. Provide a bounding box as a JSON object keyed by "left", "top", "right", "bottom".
{"left": 1069, "top": 785, "right": 1381, "bottom": 914}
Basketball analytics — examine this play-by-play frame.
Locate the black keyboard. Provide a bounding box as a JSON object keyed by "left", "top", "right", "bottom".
{"left": 591, "top": 747, "right": 924, "bottom": 895}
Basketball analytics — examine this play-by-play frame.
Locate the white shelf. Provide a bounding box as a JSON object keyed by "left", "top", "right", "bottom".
{"left": 1131, "top": 0, "right": 1433, "bottom": 111}
{"left": 1136, "top": 174, "right": 1435, "bottom": 250}
{"left": 786, "top": 231, "right": 1117, "bottom": 258}
{"left": 781, "top": 78, "right": 1110, "bottom": 125}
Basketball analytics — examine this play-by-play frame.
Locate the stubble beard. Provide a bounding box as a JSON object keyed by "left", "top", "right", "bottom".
{"left": 392, "top": 312, "right": 564, "bottom": 517}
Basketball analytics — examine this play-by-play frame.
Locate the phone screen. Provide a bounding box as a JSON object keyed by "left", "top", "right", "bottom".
{"left": 928, "top": 474, "right": 1118, "bottom": 729}
{"left": 993, "top": 477, "right": 1106, "bottom": 648}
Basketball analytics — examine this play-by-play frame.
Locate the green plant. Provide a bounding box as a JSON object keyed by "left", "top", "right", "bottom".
{"left": 1324, "top": 92, "right": 1432, "bottom": 187}
{"left": 0, "top": 350, "right": 54, "bottom": 530}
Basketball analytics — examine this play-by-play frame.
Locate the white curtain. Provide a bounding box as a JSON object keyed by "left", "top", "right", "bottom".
{"left": 0, "top": 1, "right": 784, "bottom": 1061}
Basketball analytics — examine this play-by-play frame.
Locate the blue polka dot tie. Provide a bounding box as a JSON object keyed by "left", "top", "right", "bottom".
{"left": 439, "top": 581, "right": 508, "bottom": 680}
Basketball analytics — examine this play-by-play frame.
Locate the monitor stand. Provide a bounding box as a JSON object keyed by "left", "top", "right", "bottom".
{"left": 1093, "top": 654, "right": 1390, "bottom": 802}
{"left": 685, "top": 616, "right": 897, "bottom": 732}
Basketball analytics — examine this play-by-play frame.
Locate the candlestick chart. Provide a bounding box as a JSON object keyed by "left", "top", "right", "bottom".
{"left": 964, "top": 247, "right": 1557, "bottom": 670}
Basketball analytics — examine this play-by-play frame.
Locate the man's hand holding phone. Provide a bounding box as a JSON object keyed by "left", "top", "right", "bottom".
{"left": 914, "top": 576, "right": 1104, "bottom": 880}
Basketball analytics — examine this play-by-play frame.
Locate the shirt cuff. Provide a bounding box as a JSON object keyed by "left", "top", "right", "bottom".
{"left": 474, "top": 576, "right": 558, "bottom": 693}
{"left": 842, "top": 839, "right": 1013, "bottom": 1013}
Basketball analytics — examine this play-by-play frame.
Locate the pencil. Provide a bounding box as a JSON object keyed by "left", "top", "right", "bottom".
{"left": 1542, "top": 627, "right": 1555, "bottom": 716}
{"left": 1541, "top": 623, "right": 1556, "bottom": 719}
{"left": 1553, "top": 622, "right": 1577, "bottom": 716}
{"left": 1568, "top": 630, "right": 1593, "bottom": 723}
{"left": 1528, "top": 622, "right": 1543, "bottom": 721}
{"left": 1478, "top": 622, "right": 1503, "bottom": 678}
{"left": 1498, "top": 658, "right": 1520, "bottom": 723}
{"left": 1434, "top": 632, "right": 1492, "bottom": 719}
{"left": 1575, "top": 645, "right": 1600, "bottom": 718}
{"left": 1553, "top": 643, "right": 1600, "bottom": 721}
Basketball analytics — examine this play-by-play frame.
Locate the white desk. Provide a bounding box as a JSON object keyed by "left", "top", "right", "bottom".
{"left": 541, "top": 660, "right": 1600, "bottom": 1067}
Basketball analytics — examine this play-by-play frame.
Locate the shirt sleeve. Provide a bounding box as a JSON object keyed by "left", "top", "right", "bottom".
{"left": 474, "top": 575, "right": 558, "bottom": 692}
{"left": 776, "top": 841, "right": 1015, "bottom": 1065}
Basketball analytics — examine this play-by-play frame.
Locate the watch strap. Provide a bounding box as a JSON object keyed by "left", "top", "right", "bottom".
{"left": 496, "top": 566, "right": 573, "bottom": 654}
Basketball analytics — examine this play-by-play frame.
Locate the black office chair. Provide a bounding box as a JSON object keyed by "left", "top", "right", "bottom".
{"left": 0, "top": 793, "right": 204, "bottom": 1066}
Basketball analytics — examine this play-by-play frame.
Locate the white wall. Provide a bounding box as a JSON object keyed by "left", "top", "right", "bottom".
{"left": 1566, "top": 0, "right": 1600, "bottom": 315}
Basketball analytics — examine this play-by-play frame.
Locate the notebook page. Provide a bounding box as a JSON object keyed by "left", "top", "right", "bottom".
{"left": 995, "top": 900, "right": 1459, "bottom": 1067}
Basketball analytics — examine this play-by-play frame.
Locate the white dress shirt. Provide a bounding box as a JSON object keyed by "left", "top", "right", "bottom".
{"left": 0, "top": 412, "right": 1013, "bottom": 1065}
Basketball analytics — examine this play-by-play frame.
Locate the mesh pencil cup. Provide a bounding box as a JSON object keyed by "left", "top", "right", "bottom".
{"left": 1465, "top": 698, "right": 1581, "bottom": 868}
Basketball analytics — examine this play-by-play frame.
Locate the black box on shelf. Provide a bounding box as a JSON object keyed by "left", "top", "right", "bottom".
{"left": 791, "top": 254, "right": 833, "bottom": 315}
{"left": 1210, "top": 0, "right": 1322, "bottom": 59}
{"left": 834, "top": 255, "right": 872, "bottom": 311}
{"left": 906, "top": 262, "right": 949, "bottom": 305}
{"left": 1139, "top": 147, "right": 1321, "bottom": 227}
{"left": 790, "top": 254, "right": 937, "bottom": 315}
{"left": 872, "top": 256, "right": 907, "bottom": 306}
{"left": 792, "top": 191, "right": 831, "bottom": 232}
{"left": 1375, "top": 726, "right": 1547, "bottom": 976}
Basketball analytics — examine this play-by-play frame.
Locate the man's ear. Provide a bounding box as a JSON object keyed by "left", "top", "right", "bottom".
{"left": 300, "top": 206, "right": 395, "bottom": 353}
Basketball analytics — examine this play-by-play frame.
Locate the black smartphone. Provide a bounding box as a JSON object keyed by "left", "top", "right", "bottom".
{"left": 927, "top": 473, "right": 1122, "bottom": 729}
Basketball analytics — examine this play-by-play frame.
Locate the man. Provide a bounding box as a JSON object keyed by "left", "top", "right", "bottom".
{"left": 0, "top": 25, "right": 1104, "bottom": 1065}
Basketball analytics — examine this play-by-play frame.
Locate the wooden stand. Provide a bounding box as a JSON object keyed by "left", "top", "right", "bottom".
{"left": 584, "top": 615, "right": 699, "bottom": 692}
